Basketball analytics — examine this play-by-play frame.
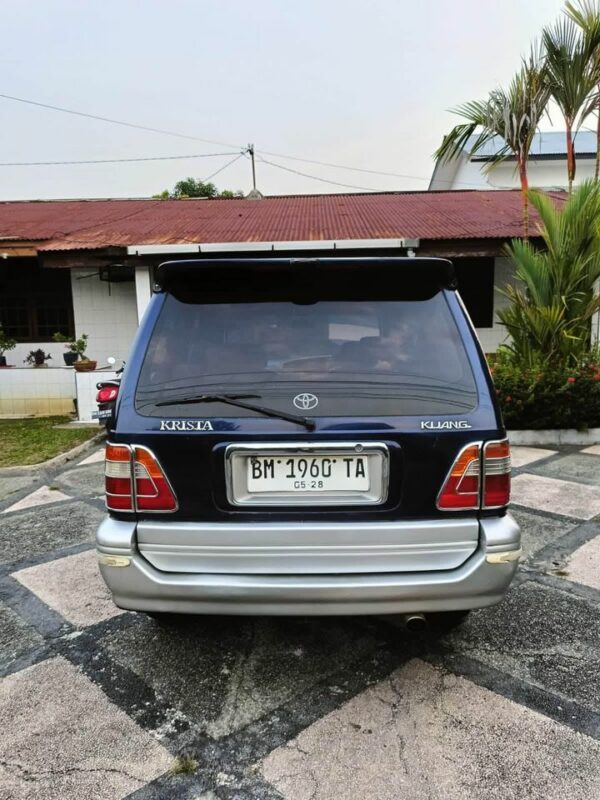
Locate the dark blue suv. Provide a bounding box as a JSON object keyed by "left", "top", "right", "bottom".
{"left": 96, "top": 257, "right": 520, "bottom": 627}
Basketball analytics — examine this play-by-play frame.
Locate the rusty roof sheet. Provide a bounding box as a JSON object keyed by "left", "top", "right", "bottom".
{"left": 0, "top": 190, "right": 563, "bottom": 252}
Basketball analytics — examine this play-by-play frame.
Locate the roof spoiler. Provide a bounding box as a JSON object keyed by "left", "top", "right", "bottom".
{"left": 155, "top": 257, "right": 457, "bottom": 292}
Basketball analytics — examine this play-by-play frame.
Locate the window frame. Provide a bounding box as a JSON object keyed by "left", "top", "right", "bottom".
{"left": 0, "top": 259, "right": 75, "bottom": 342}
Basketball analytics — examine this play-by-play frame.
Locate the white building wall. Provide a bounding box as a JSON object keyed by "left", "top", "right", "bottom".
{"left": 71, "top": 269, "right": 139, "bottom": 366}
{"left": 8, "top": 341, "right": 68, "bottom": 368}
{"left": 441, "top": 155, "right": 595, "bottom": 192}
{"left": 134, "top": 266, "right": 153, "bottom": 323}
{"left": 474, "top": 257, "right": 515, "bottom": 354}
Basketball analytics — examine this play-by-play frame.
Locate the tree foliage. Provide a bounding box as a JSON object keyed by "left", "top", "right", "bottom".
{"left": 542, "top": 14, "right": 600, "bottom": 191}
{"left": 434, "top": 48, "right": 549, "bottom": 233}
{"left": 499, "top": 180, "right": 600, "bottom": 367}
{"left": 153, "top": 178, "right": 243, "bottom": 199}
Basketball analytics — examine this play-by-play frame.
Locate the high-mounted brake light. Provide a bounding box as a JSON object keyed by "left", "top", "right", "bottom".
{"left": 483, "top": 439, "right": 511, "bottom": 509}
{"left": 104, "top": 444, "right": 177, "bottom": 512}
{"left": 437, "top": 443, "right": 481, "bottom": 510}
{"left": 97, "top": 385, "right": 119, "bottom": 403}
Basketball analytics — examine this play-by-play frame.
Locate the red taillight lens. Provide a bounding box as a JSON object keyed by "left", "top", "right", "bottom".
{"left": 437, "top": 443, "right": 481, "bottom": 510}
{"left": 97, "top": 385, "right": 119, "bottom": 403}
{"left": 483, "top": 439, "right": 511, "bottom": 508}
{"left": 132, "top": 446, "right": 178, "bottom": 512}
{"left": 104, "top": 444, "right": 177, "bottom": 512}
{"left": 105, "top": 444, "right": 133, "bottom": 511}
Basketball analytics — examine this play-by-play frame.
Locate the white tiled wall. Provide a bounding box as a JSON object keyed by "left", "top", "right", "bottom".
{"left": 474, "top": 257, "right": 515, "bottom": 354}
{"left": 75, "top": 369, "right": 118, "bottom": 422}
{"left": 71, "top": 268, "right": 139, "bottom": 366}
{"left": 0, "top": 367, "right": 76, "bottom": 416}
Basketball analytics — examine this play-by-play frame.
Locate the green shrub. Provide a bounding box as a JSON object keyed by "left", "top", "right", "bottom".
{"left": 490, "top": 348, "right": 600, "bottom": 430}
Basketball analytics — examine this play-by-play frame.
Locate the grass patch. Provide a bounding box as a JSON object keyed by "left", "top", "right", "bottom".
{"left": 0, "top": 416, "right": 98, "bottom": 467}
{"left": 169, "top": 755, "right": 198, "bottom": 775}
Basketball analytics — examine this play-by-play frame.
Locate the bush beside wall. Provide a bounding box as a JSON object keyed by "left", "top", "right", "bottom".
{"left": 490, "top": 351, "right": 600, "bottom": 430}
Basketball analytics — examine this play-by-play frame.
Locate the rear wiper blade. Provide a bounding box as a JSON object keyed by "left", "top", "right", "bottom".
{"left": 155, "top": 393, "right": 316, "bottom": 430}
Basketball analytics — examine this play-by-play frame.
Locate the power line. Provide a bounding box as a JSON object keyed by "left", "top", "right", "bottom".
{"left": 256, "top": 156, "right": 380, "bottom": 191}
{"left": 0, "top": 92, "right": 438, "bottom": 185}
{"left": 257, "top": 149, "right": 427, "bottom": 181}
{"left": 0, "top": 151, "right": 242, "bottom": 167}
{"left": 0, "top": 93, "right": 242, "bottom": 150}
{"left": 0, "top": 92, "right": 515, "bottom": 190}
{"left": 202, "top": 152, "right": 246, "bottom": 182}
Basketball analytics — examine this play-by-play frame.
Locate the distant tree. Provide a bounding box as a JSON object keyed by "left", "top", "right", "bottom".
{"left": 153, "top": 178, "right": 244, "bottom": 199}
{"left": 435, "top": 47, "right": 549, "bottom": 236}
{"left": 542, "top": 15, "right": 600, "bottom": 192}
{"left": 565, "top": 0, "right": 600, "bottom": 180}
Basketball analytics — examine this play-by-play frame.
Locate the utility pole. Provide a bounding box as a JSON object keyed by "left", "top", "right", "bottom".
{"left": 247, "top": 143, "right": 256, "bottom": 191}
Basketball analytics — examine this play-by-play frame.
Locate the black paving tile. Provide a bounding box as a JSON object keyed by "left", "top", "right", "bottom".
{"left": 101, "top": 615, "right": 377, "bottom": 738}
{"left": 0, "top": 501, "right": 104, "bottom": 564}
{"left": 446, "top": 580, "right": 600, "bottom": 713}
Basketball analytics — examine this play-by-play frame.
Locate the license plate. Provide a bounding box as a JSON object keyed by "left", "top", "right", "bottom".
{"left": 247, "top": 454, "right": 370, "bottom": 493}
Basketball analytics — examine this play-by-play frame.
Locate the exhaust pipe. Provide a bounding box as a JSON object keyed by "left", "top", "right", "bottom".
{"left": 403, "top": 613, "right": 427, "bottom": 632}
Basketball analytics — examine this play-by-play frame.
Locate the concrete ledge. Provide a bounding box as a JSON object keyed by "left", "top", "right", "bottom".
{"left": 508, "top": 428, "right": 600, "bottom": 446}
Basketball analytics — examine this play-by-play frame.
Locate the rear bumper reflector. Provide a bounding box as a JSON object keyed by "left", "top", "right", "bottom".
{"left": 486, "top": 548, "right": 522, "bottom": 564}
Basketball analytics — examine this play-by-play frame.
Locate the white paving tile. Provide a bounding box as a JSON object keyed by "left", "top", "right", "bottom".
{"left": 581, "top": 444, "right": 600, "bottom": 456}
{"left": 510, "top": 446, "right": 557, "bottom": 469}
{"left": 0, "top": 656, "right": 172, "bottom": 800}
{"left": 564, "top": 535, "right": 600, "bottom": 591}
{"left": 511, "top": 473, "right": 600, "bottom": 520}
{"left": 78, "top": 448, "right": 105, "bottom": 465}
{"left": 13, "top": 549, "right": 123, "bottom": 627}
{"left": 2, "top": 485, "right": 71, "bottom": 514}
{"left": 262, "top": 659, "right": 600, "bottom": 800}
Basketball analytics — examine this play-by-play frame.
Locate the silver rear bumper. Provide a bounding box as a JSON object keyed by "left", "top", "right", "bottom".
{"left": 96, "top": 514, "right": 520, "bottom": 616}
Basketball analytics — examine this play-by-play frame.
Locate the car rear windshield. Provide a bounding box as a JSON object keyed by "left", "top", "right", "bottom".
{"left": 135, "top": 284, "right": 478, "bottom": 418}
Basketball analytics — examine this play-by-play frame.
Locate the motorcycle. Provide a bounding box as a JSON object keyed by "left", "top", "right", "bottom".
{"left": 94, "top": 356, "right": 125, "bottom": 431}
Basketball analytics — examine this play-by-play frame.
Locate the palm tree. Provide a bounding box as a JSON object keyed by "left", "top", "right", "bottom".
{"left": 542, "top": 15, "right": 600, "bottom": 192}
{"left": 434, "top": 49, "right": 549, "bottom": 236}
{"left": 499, "top": 179, "right": 600, "bottom": 365}
{"left": 565, "top": 0, "right": 600, "bottom": 180}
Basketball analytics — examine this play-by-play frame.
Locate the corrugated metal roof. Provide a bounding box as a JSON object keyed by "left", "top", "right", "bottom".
{"left": 467, "top": 131, "right": 596, "bottom": 159}
{"left": 0, "top": 190, "right": 563, "bottom": 252}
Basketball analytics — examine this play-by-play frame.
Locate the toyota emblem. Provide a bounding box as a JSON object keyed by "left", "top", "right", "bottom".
{"left": 293, "top": 393, "right": 319, "bottom": 410}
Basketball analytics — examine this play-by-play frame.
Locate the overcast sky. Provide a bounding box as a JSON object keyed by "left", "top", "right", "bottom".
{"left": 0, "top": 0, "right": 567, "bottom": 200}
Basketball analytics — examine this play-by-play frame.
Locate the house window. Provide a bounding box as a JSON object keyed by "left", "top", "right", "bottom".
{"left": 453, "top": 257, "right": 494, "bottom": 328}
{"left": 0, "top": 259, "right": 74, "bottom": 342}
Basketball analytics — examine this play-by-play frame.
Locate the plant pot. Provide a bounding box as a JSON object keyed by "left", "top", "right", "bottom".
{"left": 0, "top": 356, "right": 6, "bottom": 367}
{"left": 33, "top": 362, "right": 49, "bottom": 368}
{"left": 63, "top": 352, "right": 79, "bottom": 366}
{"left": 73, "top": 360, "right": 97, "bottom": 372}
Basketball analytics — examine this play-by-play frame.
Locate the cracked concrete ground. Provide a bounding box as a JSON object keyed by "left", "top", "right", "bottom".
{"left": 0, "top": 444, "right": 599, "bottom": 799}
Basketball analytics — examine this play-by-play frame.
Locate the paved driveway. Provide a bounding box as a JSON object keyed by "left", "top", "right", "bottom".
{"left": 0, "top": 444, "right": 599, "bottom": 799}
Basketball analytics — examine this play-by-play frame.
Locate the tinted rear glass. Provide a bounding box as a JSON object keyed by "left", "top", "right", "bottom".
{"left": 135, "top": 289, "right": 477, "bottom": 418}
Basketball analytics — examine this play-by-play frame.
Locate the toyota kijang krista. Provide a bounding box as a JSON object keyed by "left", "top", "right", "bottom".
{"left": 96, "top": 256, "right": 520, "bottom": 630}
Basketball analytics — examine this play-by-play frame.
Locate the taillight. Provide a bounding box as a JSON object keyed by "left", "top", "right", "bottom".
{"left": 437, "top": 443, "right": 481, "bottom": 510}
{"left": 133, "top": 446, "right": 178, "bottom": 512}
{"left": 97, "top": 385, "right": 119, "bottom": 403}
{"left": 104, "top": 444, "right": 177, "bottom": 513}
{"left": 483, "top": 439, "right": 511, "bottom": 508}
{"left": 105, "top": 444, "right": 133, "bottom": 511}
{"left": 437, "top": 439, "right": 512, "bottom": 511}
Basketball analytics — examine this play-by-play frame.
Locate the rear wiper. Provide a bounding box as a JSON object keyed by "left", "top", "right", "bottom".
{"left": 155, "top": 393, "right": 316, "bottom": 431}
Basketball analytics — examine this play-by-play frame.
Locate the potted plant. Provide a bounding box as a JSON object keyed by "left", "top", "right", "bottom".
{"left": 24, "top": 349, "right": 52, "bottom": 368}
{"left": 0, "top": 328, "right": 17, "bottom": 367}
{"left": 52, "top": 332, "right": 79, "bottom": 366}
{"left": 70, "top": 334, "right": 97, "bottom": 372}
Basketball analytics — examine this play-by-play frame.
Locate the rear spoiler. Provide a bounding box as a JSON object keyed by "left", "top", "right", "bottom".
{"left": 155, "top": 257, "right": 457, "bottom": 293}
